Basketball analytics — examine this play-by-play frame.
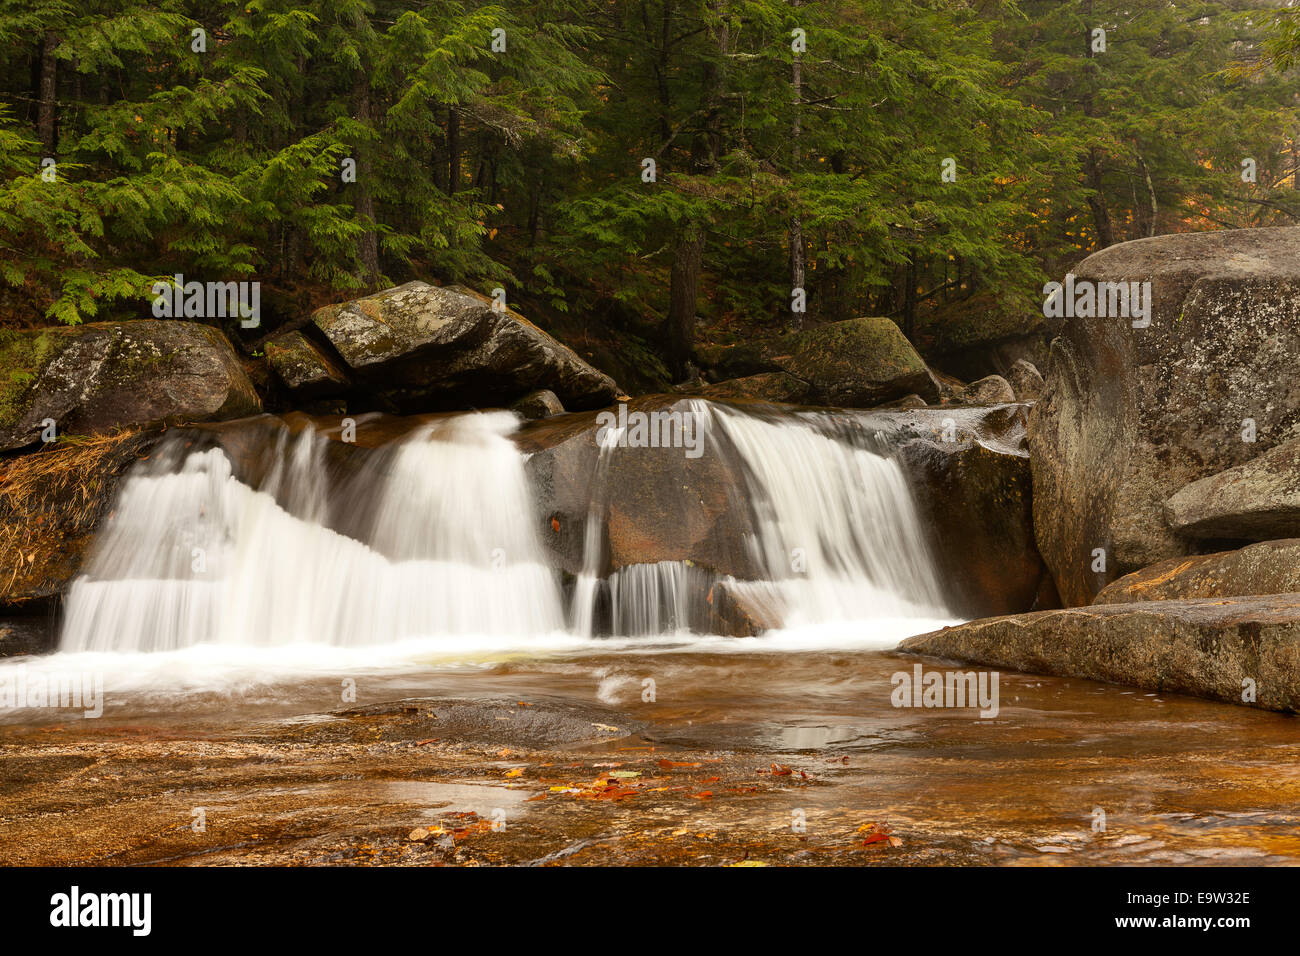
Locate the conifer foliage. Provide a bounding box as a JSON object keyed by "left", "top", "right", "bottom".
{"left": 0, "top": 0, "right": 1295, "bottom": 362}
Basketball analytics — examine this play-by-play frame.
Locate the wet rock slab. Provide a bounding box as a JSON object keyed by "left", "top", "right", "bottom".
{"left": 902, "top": 593, "right": 1300, "bottom": 712}
{"left": 1095, "top": 539, "right": 1300, "bottom": 604}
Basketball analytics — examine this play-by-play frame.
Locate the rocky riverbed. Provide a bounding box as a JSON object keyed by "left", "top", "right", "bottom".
{"left": 2, "top": 648, "right": 1297, "bottom": 866}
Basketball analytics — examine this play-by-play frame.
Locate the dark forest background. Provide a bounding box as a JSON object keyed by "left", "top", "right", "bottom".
{"left": 2, "top": 0, "right": 1298, "bottom": 388}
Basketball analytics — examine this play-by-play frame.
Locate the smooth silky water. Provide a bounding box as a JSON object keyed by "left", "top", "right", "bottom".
{"left": 3, "top": 403, "right": 1297, "bottom": 864}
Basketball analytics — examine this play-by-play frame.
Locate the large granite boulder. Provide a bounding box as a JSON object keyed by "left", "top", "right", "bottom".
{"left": 701, "top": 317, "right": 940, "bottom": 407}
{"left": 311, "top": 281, "right": 620, "bottom": 411}
{"left": 902, "top": 594, "right": 1300, "bottom": 712}
{"left": 517, "top": 397, "right": 763, "bottom": 581}
{"left": 894, "top": 404, "right": 1056, "bottom": 617}
{"left": 1095, "top": 539, "right": 1300, "bottom": 604}
{"left": 1029, "top": 227, "right": 1300, "bottom": 605}
{"left": 518, "top": 398, "right": 1050, "bottom": 621}
{"left": 1164, "top": 436, "right": 1300, "bottom": 540}
{"left": 0, "top": 321, "right": 260, "bottom": 451}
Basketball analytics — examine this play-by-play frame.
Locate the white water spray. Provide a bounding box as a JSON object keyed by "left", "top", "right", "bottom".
{"left": 59, "top": 413, "right": 565, "bottom": 652}
{"left": 55, "top": 401, "right": 956, "bottom": 656}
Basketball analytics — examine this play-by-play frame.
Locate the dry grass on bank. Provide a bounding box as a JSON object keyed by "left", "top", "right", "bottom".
{"left": 0, "top": 429, "right": 155, "bottom": 604}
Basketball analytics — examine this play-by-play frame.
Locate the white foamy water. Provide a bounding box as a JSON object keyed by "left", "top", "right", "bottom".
{"left": 59, "top": 412, "right": 566, "bottom": 652}
{"left": 37, "top": 401, "right": 959, "bottom": 686}
{"left": 710, "top": 404, "right": 952, "bottom": 628}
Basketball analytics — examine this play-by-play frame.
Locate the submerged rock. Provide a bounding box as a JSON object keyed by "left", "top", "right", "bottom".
{"left": 1095, "top": 539, "right": 1300, "bottom": 604}
{"left": 902, "top": 594, "right": 1300, "bottom": 712}
{"left": 0, "top": 321, "right": 260, "bottom": 451}
{"left": 1164, "top": 436, "right": 1300, "bottom": 540}
{"left": 312, "top": 281, "right": 620, "bottom": 411}
{"left": 702, "top": 317, "right": 940, "bottom": 407}
{"left": 1029, "top": 226, "right": 1300, "bottom": 605}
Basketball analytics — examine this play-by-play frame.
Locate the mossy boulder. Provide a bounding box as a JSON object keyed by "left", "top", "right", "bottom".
{"left": 311, "top": 281, "right": 620, "bottom": 411}
{"left": 704, "top": 317, "right": 939, "bottom": 408}
{"left": 0, "top": 321, "right": 260, "bottom": 452}
{"left": 265, "top": 330, "right": 351, "bottom": 398}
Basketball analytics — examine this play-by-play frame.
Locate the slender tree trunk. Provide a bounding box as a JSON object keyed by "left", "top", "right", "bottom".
{"left": 789, "top": 0, "right": 806, "bottom": 327}
{"left": 903, "top": 256, "right": 918, "bottom": 340}
{"left": 37, "top": 31, "right": 57, "bottom": 154}
{"left": 703, "top": 1, "right": 728, "bottom": 169}
{"left": 353, "top": 73, "right": 379, "bottom": 282}
{"left": 1084, "top": 148, "right": 1115, "bottom": 247}
{"left": 1137, "top": 153, "right": 1157, "bottom": 238}
{"left": 666, "top": 226, "right": 704, "bottom": 380}
{"left": 447, "top": 108, "right": 460, "bottom": 196}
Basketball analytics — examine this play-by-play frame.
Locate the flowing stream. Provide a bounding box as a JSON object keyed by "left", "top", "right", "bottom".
{"left": 56, "top": 402, "right": 957, "bottom": 661}
{"left": 5, "top": 402, "right": 1297, "bottom": 866}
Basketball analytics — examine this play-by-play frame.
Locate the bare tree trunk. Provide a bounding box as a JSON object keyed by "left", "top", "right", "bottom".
{"left": 1084, "top": 148, "right": 1115, "bottom": 247}
{"left": 37, "top": 31, "right": 57, "bottom": 154}
{"left": 789, "top": 0, "right": 806, "bottom": 327}
{"left": 1081, "top": 4, "right": 1115, "bottom": 249}
{"left": 353, "top": 73, "right": 379, "bottom": 282}
{"left": 447, "top": 108, "right": 460, "bottom": 196}
{"left": 1137, "top": 153, "right": 1157, "bottom": 237}
{"left": 903, "top": 256, "right": 918, "bottom": 340}
{"left": 666, "top": 226, "right": 704, "bottom": 380}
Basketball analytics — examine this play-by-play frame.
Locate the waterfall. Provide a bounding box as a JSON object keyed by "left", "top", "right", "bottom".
{"left": 710, "top": 405, "right": 952, "bottom": 626}
{"left": 59, "top": 413, "right": 566, "bottom": 652}
{"left": 57, "top": 401, "right": 956, "bottom": 653}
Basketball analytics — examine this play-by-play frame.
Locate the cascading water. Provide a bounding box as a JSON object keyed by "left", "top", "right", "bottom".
{"left": 59, "top": 412, "right": 566, "bottom": 652}
{"left": 56, "top": 400, "right": 958, "bottom": 656}
{"left": 572, "top": 402, "right": 956, "bottom": 642}
{"left": 710, "top": 405, "right": 952, "bottom": 629}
